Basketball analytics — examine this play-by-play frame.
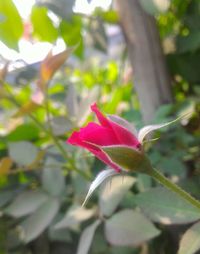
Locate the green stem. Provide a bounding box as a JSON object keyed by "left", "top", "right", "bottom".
{"left": 148, "top": 168, "right": 200, "bottom": 211}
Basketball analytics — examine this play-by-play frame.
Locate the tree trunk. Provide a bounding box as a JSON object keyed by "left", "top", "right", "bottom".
{"left": 115, "top": 0, "right": 173, "bottom": 123}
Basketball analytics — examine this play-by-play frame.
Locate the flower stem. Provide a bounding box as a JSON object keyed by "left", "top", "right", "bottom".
{"left": 148, "top": 168, "right": 200, "bottom": 211}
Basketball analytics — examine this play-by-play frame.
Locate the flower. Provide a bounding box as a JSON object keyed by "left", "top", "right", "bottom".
{"left": 67, "top": 103, "right": 141, "bottom": 172}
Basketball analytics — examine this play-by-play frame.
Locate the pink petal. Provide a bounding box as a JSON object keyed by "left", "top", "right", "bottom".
{"left": 91, "top": 103, "right": 140, "bottom": 148}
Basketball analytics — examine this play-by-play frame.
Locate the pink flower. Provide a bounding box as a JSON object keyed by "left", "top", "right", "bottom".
{"left": 67, "top": 103, "right": 141, "bottom": 172}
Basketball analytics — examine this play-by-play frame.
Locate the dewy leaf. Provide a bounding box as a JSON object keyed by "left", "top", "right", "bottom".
{"left": 5, "top": 190, "right": 48, "bottom": 218}
{"left": 138, "top": 114, "right": 190, "bottom": 143}
{"left": 0, "top": 157, "right": 13, "bottom": 175}
{"left": 76, "top": 220, "right": 101, "bottom": 254}
{"left": 54, "top": 205, "right": 96, "bottom": 230}
{"left": 8, "top": 141, "right": 39, "bottom": 166}
{"left": 105, "top": 209, "right": 160, "bottom": 246}
{"left": 102, "top": 146, "right": 150, "bottom": 173}
{"left": 18, "top": 197, "right": 60, "bottom": 243}
{"left": 134, "top": 187, "right": 200, "bottom": 225}
{"left": 0, "top": 0, "right": 23, "bottom": 50}
{"left": 82, "top": 168, "right": 118, "bottom": 207}
{"left": 178, "top": 221, "right": 200, "bottom": 254}
{"left": 99, "top": 175, "right": 136, "bottom": 216}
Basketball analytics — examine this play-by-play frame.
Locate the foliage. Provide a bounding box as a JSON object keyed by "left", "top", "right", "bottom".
{"left": 0, "top": 0, "right": 200, "bottom": 254}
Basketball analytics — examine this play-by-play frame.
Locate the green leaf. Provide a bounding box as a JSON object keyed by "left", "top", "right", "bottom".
{"left": 8, "top": 141, "right": 39, "bottom": 166}
{"left": 54, "top": 205, "right": 96, "bottom": 230}
{"left": 178, "top": 221, "right": 200, "bottom": 254}
{"left": 0, "top": 0, "right": 23, "bottom": 50}
{"left": 60, "top": 16, "right": 83, "bottom": 58}
{"left": 96, "top": 10, "right": 119, "bottom": 24}
{"left": 18, "top": 197, "right": 60, "bottom": 243}
{"left": 0, "top": 190, "right": 15, "bottom": 208}
{"left": 51, "top": 116, "right": 72, "bottom": 136}
{"left": 99, "top": 175, "right": 136, "bottom": 216}
{"left": 77, "top": 220, "right": 101, "bottom": 254}
{"left": 105, "top": 209, "right": 160, "bottom": 246}
{"left": 140, "top": 0, "right": 170, "bottom": 15}
{"left": 177, "top": 32, "right": 200, "bottom": 53}
{"left": 102, "top": 146, "right": 150, "bottom": 173}
{"left": 134, "top": 187, "right": 200, "bottom": 224}
{"left": 5, "top": 190, "right": 48, "bottom": 218}
{"left": 42, "top": 158, "right": 65, "bottom": 197}
{"left": 31, "top": 6, "right": 58, "bottom": 42}
{"left": 7, "top": 124, "right": 40, "bottom": 142}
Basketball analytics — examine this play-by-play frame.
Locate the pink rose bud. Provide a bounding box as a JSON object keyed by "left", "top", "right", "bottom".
{"left": 67, "top": 103, "right": 146, "bottom": 172}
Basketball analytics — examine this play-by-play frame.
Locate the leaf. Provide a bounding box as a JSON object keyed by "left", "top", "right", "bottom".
{"left": 99, "top": 175, "right": 136, "bottom": 216}
{"left": 7, "top": 123, "right": 40, "bottom": 142}
{"left": 5, "top": 190, "right": 48, "bottom": 218}
{"left": 105, "top": 209, "right": 160, "bottom": 246}
{"left": 37, "top": 0, "right": 74, "bottom": 20}
{"left": 0, "top": 157, "right": 13, "bottom": 175}
{"left": 65, "top": 84, "right": 78, "bottom": 119}
{"left": 0, "top": 0, "right": 23, "bottom": 50}
{"left": 13, "top": 101, "right": 40, "bottom": 117}
{"left": 42, "top": 158, "right": 65, "bottom": 197}
{"left": 8, "top": 141, "right": 39, "bottom": 166}
{"left": 77, "top": 220, "right": 101, "bottom": 254}
{"left": 39, "top": 47, "right": 75, "bottom": 88}
{"left": 177, "top": 31, "right": 200, "bottom": 53}
{"left": 82, "top": 168, "right": 118, "bottom": 207}
{"left": 140, "top": 0, "right": 170, "bottom": 15}
{"left": 178, "top": 221, "right": 200, "bottom": 254}
{"left": 18, "top": 197, "right": 60, "bottom": 243}
{"left": 102, "top": 146, "right": 149, "bottom": 173}
{"left": 54, "top": 205, "right": 96, "bottom": 230}
{"left": 31, "top": 6, "right": 58, "bottom": 43}
{"left": 134, "top": 187, "right": 200, "bottom": 225}
{"left": 138, "top": 114, "right": 188, "bottom": 143}
{"left": 0, "top": 190, "right": 15, "bottom": 208}
{"left": 51, "top": 116, "right": 72, "bottom": 136}
{"left": 60, "top": 16, "right": 84, "bottom": 58}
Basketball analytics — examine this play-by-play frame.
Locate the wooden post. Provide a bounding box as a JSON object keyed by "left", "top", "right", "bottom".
{"left": 116, "top": 0, "right": 173, "bottom": 123}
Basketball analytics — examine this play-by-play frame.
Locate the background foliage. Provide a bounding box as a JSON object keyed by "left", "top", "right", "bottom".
{"left": 0, "top": 0, "right": 200, "bottom": 253}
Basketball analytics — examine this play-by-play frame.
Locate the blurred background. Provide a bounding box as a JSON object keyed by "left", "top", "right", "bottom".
{"left": 0, "top": 0, "right": 200, "bottom": 253}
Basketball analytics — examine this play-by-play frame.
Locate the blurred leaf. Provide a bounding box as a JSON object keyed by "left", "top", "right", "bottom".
{"left": 37, "top": 0, "right": 74, "bottom": 20}
{"left": 51, "top": 116, "right": 72, "bottom": 136}
{"left": 0, "top": 0, "right": 23, "bottom": 50}
{"left": 54, "top": 205, "right": 96, "bottom": 230}
{"left": 82, "top": 168, "right": 117, "bottom": 207}
{"left": 177, "top": 32, "right": 200, "bottom": 53}
{"left": 5, "top": 190, "right": 48, "bottom": 218}
{"left": 0, "top": 190, "right": 15, "bottom": 208}
{"left": 49, "top": 227, "right": 71, "bottom": 242}
{"left": 31, "top": 6, "right": 58, "bottom": 42}
{"left": 0, "top": 157, "right": 13, "bottom": 175}
{"left": 77, "top": 86, "right": 100, "bottom": 126}
{"left": 13, "top": 101, "right": 40, "bottom": 117}
{"left": 60, "top": 16, "right": 84, "bottom": 58}
{"left": 158, "top": 156, "right": 187, "bottom": 176}
{"left": 178, "top": 221, "right": 200, "bottom": 254}
{"left": 18, "top": 197, "right": 60, "bottom": 243}
{"left": 8, "top": 141, "right": 39, "bottom": 166}
{"left": 105, "top": 209, "right": 160, "bottom": 246}
{"left": 42, "top": 158, "right": 65, "bottom": 197}
{"left": 76, "top": 220, "right": 101, "bottom": 254}
{"left": 39, "top": 47, "right": 74, "bottom": 88}
{"left": 99, "top": 175, "right": 136, "bottom": 216}
{"left": 96, "top": 10, "right": 119, "bottom": 24}
{"left": 7, "top": 123, "right": 40, "bottom": 142}
{"left": 140, "top": 0, "right": 170, "bottom": 15}
{"left": 134, "top": 187, "right": 200, "bottom": 224}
